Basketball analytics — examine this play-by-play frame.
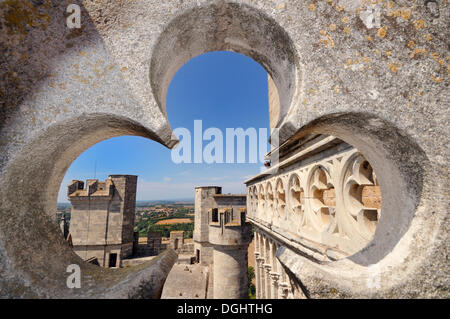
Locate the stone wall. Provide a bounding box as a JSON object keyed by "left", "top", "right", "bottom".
{"left": 170, "top": 231, "right": 194, "bottom": 255}
{"left": 194, "top": 187, "right": 221, "bottom": 243}
{"left": 112, "top": 175, "right": 137, "bottom": 245}
{"left": 194, "top": 242, "right": 214, "bottom": 267}
{"left": 268, "top": 74, "right": 280, "bottom": 129}
{"left": 68, "top": 175, "right": 137, "bottom": 267}
{"left": 161, "top": 264, "right": 210, "bottom": 299}
{"left": 0, "top": 0, "right": 447, "bottom": 298}
{"left": 213, "top": 246, "right": 249, "bottom": 299}
{"left": 194, "top": 187, "right": 221, "bottom": 266}
{"left": 146, "top": 232, "right": 165, "bottom": 255}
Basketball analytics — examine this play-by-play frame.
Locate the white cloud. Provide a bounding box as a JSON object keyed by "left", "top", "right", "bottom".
{"left": 163, "top": 177, "right": 172, "bottom": 182}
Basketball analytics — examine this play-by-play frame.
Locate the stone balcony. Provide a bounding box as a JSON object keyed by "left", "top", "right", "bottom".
{"left": 246, "top": 135, "right": 382, "bottom": 260}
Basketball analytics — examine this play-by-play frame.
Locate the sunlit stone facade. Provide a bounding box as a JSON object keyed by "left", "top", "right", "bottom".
{"left": 246, "top": 135, "right": 382, "bottom": 298}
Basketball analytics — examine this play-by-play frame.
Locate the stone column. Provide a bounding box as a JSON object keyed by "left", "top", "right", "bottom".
{"left": 254, "top": 252, "right": 260, "bottom": 299}
{"left": 257, "top": 258, "right": 265, "bottom": 299}
{"left": 264, "top": 264, "right": 272, "bottom": 299}
{"left": 270, "top": 272, "right": 280, "bottom": 299}
{"left": 279, "top": 282, "right": 289, "bottom": 299}
{"left": 278, "top": 282, "right": 283, "bottom": 299}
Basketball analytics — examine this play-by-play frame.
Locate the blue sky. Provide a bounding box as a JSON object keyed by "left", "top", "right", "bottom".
{"left": 57, "top": 51, "right": 270, "bottom": 202}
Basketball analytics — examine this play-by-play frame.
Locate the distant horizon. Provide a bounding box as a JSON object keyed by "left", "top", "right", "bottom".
{"left": 59, "top": 193, "right": 249, "bottom": 204}
{"left": 57, "top": 51, "right": 269, "bottom": 203}
{"left": 58, "top": 198, "right": 196, "bottom": 204}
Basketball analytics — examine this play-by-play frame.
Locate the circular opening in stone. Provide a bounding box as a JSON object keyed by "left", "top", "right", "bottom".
{"left": 55, "top": 136, "right": 186, "bottom": 269}
{"left": 301, "top": 151, "right": 382, "bottom": 254}
{"left": 150, "top": 1, "right": 300, "bottom": 128}
{"left": 244, "top": 133, "right": 387, "bottom": 259}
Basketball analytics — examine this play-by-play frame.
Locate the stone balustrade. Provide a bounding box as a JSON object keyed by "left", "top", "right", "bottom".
{"left": 247, "top": 146, "right": 381, "bottom": 259}
{"left": 248, "top": 138, "right": 384, "bottom": 299}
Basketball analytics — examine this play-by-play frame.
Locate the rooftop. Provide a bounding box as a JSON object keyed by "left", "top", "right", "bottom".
{"left": 213, "top": 194, "right": 246, "bottom": 198}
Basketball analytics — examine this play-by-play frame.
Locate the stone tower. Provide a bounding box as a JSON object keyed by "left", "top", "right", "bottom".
{"left": 193, "top": 186, "right": 221, "bottom": 266}
{"left": 209, "top": 202, "right": 252, "bottom": 299}
{"left": 67, "top": 175, "right": 137, "bottom": 267}
{"left": 194, "top": 186, "right": 251, "bottom": 299}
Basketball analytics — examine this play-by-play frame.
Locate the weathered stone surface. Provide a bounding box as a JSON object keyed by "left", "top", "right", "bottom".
{"left": 194, "top": 186, "right": 250, "bottom": 298}
{"left": 68, "top": 175, "right": 137, "bottom": 267}
{"left": 0, "top": 0, "right": 448, "bottom": 298}
{"left": 161, "top": 264, "right": 209, "bottom": 299}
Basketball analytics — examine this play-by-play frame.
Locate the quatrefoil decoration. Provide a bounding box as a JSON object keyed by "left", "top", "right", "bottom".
{"left": 266, "top": 182, "right": 274, "bottom": 214}
{"left": 342, "top": 154, "right": 381, "bottom": 241}
{"left": 258, "top": 184, "right": 265, "bottom": 218}
{"left": 288, "top": 174, "right": 306, "bottom": 228}
{"left": 308, "top": 166, "right": 338, "bottom": 234}
{"left": 275, "top": 179, "right": 286, "bottom": 218}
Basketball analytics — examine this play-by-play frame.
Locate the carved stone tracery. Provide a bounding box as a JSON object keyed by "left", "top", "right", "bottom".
{"left": 248, "top": 148, "right": 382, "bottom": 258}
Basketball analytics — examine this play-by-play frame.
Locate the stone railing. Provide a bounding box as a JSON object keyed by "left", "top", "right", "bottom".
{"left": 246, "top": 143, "right": 381, "bottom": 259}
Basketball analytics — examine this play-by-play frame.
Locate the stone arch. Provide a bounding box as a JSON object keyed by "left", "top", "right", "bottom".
{"left": 0, "top": 113, "right": 177, "bottom": 297}
{"left": 258, "top": 232, "right": 264, "bottom": 260}
{"left": 149, "top": 1, "right": 300, "bottom": 128}
{"left": 247, "top": 187, "right": 254, "bottom": 218}
{"left": 271, "top": 111, "right": 439, "bottom": 297}
{"left": 282, "top": 112, "right": 428, "bottom": 267}
{"left": 271, "top": 242, "right": 278, "bottom": 273}
{"left": 257, "top": 184, "right": 266, "bottom": 219}
{"left": 266, "top": 181, "right": 274, "bottom": 219}
{"left": 276, "top": 256, "right": 283, "bottom": 277}
{"left": 264, "top": 237, "right": 270, "bottom": 262}
{"left": 251, "top": 185, "right": 258, "bottom": 217}
{"left": 281, "top": 266, "right": 287, "bottom": 282}
{"left": 255, "top": 231, "right": 261, "bottom": 255}
{"left": 274, "top": 178, "right": 286, "bottom": 219}
{"left": 0, "top": 0, "right": 445, "bottom": 300}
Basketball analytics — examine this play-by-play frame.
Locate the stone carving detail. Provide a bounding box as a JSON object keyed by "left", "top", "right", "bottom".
{"left": 248, "top": 186, "right": 257, "bottom": 218}
{"left": 266, "top": 182, "right": 274, "bottom": 220}
{"left": 253, "top": 230, "right": 296, "bottom": 299}
{"left": 247, "top": 149, "right": 382, "bottom": 257}
{"left": 258, "top": 184, "right": 265, "bottom": 218}
{"left": 307, "top": 165, "right": 337, "bottom": 234}
{"left": 288, "top": 174, "right": 305, "bottom": 230}
{"left": 340, "top": 154, "right": 381, "bottom": 244}
{"left": 275, "top": 178, "right": 286, "bottom": 218}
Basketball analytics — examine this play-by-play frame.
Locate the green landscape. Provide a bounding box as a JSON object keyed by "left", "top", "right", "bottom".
{"left": 57, "top": 201, "right": 195, "bottom": 239}
{"left": 134, "top": 201, "right": 194, "bottom": 238}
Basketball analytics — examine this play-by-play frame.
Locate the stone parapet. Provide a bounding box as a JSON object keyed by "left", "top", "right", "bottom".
{"left": 0, "top": 0, "right": 446, "bottom": 299}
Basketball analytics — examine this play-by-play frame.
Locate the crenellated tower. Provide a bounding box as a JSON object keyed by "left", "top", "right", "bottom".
{"left": 67, "top": 175, "right": 137, "bottom": 267}
{"left": 208, "top": 201, "right": 252, "bottom": 299}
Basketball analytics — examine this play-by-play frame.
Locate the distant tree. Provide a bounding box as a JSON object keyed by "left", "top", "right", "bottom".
{"left": 147, "top": 222, "right": 194, "bottom": 238}
{"left": 248, "top": 266, "right": 256, "bottom": 299}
